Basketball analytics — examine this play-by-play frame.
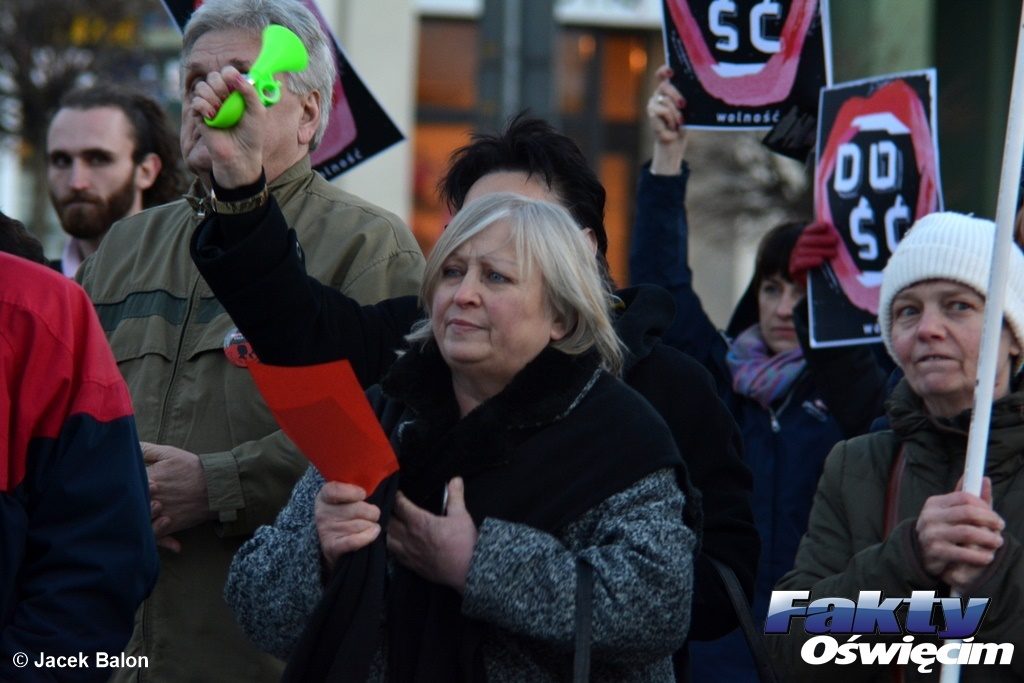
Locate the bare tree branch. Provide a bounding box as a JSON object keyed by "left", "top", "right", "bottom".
{"left": 0, "top": 0, "right": 171, "bottom": 238}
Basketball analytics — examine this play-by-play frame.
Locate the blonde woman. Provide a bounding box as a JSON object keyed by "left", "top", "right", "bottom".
{"left": 197, "top": 191, "right": 695, "bottom": 681}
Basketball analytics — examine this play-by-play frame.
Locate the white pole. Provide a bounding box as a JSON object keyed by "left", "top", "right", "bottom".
{"left": 939, "top": 4, "right": 1024, "bottom": 682}
{"left": 962, "top": 37, "right": 1024, "bottom": 498}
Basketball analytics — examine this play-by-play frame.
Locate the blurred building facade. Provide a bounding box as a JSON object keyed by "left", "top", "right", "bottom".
{"left": 365, "top": 0, "right": 1020, "bottom": 325}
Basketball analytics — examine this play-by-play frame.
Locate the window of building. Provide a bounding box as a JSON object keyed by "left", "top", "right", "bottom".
{"left": 414, "top": 15, "right": 660, "bottom": 282}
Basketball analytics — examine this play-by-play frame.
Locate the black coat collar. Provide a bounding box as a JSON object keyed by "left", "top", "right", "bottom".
{"left": 380, "top": 343, "right": 603, "bottom": 514}
{"left": 382, "top": 342, "right": 601, "bottom": 429}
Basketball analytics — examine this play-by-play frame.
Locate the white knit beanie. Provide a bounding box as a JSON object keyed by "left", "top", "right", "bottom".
{"left": 878, "top": 211, "right": 1024, "bottom": 364}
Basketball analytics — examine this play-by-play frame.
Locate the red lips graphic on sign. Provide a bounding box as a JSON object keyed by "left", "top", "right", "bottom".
{"left": 815, "top": 79, "right": 940, "bottom": 315}
{"left": 665, "top": 0, "right": 817, "bottom": 106}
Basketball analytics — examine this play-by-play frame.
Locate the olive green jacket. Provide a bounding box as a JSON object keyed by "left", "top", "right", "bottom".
{"left": 768, "top": 380, "right": 1024, "bottom": 682}
{"left": 78, "top": 158, "right": 424, "bottom": 682}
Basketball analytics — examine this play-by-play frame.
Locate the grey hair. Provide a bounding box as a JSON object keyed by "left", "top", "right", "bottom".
{"left": 182, "top": 0, "right": 336, "bottom": 149}
{"left": 406, "top": 192, "right": 625, "bottom": 375}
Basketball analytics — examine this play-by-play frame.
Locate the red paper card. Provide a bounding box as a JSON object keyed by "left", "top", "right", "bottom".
{"left": 248, "top": 360, "right": 398, "bottom": 494}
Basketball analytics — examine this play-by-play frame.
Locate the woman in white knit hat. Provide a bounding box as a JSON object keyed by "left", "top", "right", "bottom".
{"left": 768, "top": 211, "right": 1024, "bottom": 682}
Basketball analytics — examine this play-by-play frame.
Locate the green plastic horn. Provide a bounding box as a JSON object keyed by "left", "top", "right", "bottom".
{"left": 204, "top": 24, "right": 309, "bottom": 129}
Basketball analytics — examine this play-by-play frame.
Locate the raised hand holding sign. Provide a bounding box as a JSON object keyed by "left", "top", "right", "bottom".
{"left": 660, "top": 0, "right": 830, "bottom": 129}
{"left": 205, "top": 24, "right": 309, "bottom": 128}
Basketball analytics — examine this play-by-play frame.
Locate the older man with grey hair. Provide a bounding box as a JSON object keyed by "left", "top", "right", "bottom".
{"left": 76, "top": 0, "right": 424, "bottom": 680}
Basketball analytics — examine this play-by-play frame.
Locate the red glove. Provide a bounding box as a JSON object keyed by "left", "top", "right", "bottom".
{"left": 789, "top": 221, "right": 840, "bottom": 287}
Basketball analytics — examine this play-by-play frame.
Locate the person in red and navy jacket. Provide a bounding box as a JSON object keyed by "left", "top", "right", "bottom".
{"left": 1, "top": 251, "right": 158, "bottom": 682}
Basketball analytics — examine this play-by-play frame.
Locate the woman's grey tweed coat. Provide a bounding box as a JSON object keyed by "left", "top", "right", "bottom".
{"left": 225, "top": 355, "right": 695, "bottom": 681}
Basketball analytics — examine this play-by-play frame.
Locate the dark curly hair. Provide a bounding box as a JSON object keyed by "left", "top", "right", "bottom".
{"left": 439, "top": 113, "right": 608, "bottom": 257}
{"left": 55, "top": 84, "right": 187, "bottom": 207}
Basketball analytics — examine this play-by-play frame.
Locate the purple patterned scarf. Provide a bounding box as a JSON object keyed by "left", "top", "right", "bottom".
{"left": 726, "top": 324, "right": 806, "bottom": 409}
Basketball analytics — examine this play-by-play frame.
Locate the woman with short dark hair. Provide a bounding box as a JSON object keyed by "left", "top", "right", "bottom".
{"left": 629, "top": 66, "right": 890, "bottom": 682}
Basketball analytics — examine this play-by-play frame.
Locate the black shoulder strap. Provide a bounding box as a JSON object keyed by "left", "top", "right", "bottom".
{"left": 707, "top": 556, "right": 779, "bottom": 683}
{"left": 573, "top": 557, "right": 594, "bottom": 683}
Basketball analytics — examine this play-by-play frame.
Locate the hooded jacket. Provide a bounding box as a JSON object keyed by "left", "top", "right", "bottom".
{"left": 629, "top": 161, "right": 848, "bottom": 682}
{"left": 769, "top": 379, "right": 1024, "bottom": 682}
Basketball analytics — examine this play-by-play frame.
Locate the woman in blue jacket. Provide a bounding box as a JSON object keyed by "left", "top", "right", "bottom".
{"left": 629, "top": 67, "right": 886, "bottom": 682}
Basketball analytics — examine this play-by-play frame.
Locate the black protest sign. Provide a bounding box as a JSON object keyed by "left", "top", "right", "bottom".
{"left": 660, "top": 0, "right": 830, "bottom": 130}
{"left": 300, "top": 1, "right": 403, "bottom": 178}
{"left": 161, "top": 0, "right": 194, "bottom": 28}
{"left": 808, "top": 70, "right": 942, "bottom": 347}
{"left": 160, "top": 0, "right": 403, "bottom": 180}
